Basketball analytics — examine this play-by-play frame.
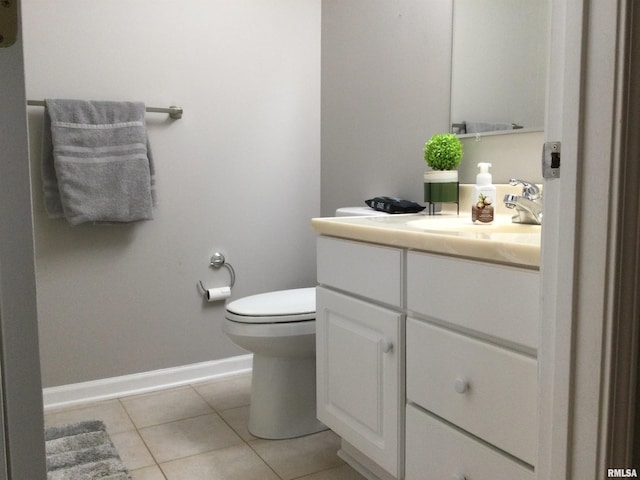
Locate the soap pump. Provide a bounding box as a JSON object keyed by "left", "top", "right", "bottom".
{"left": 472, "top": 162, "right": 495, "bottom": 224}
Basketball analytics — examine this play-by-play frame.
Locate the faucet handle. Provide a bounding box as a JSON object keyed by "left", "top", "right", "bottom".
{"left": 509, "top": 179, "right": 541, "bottom": 200}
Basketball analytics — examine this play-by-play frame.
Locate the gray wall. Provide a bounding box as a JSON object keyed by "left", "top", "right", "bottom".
{"left": 321, "top": 0, "right": 453, "bottom": 217}
{"left": 23, "top": 0, "right": 321, "bottom": 388}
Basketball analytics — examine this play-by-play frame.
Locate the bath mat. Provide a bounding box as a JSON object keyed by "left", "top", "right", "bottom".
{"left": 45, "top": 420, "right": 131, "bottom": 479}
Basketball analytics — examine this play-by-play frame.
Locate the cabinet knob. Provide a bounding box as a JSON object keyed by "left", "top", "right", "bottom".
{"left": 451, "top": 474, "right": 466, "bottom": 480}
{"left": 454, "top": 378, "right": 469, "bottom": 394}
{"left": 380, "top": 339, "right": 393, "bottom": 354}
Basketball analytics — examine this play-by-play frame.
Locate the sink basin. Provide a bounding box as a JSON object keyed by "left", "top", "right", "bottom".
{"left": 405, "top": 216, "right": 541, "bottom": 241}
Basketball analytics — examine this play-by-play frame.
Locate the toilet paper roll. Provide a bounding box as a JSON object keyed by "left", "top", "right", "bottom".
{"left": 205, "top": 286, "right": 231, "bottom": 302}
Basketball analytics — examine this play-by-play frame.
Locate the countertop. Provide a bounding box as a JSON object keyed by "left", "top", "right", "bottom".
{"left": 311, "top": 212, "right": 541, "bottom": 269}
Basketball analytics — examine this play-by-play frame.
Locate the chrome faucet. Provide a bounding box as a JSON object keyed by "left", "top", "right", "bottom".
{"left": 503, "top": 179, "right": 543, "bottom": 225}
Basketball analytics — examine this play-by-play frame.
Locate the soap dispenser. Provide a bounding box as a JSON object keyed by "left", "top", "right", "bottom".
{"left": 472, "top": 162, "right": 495, "bottom": 224}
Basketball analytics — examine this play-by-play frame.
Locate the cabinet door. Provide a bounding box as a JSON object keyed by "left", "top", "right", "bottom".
{"left": 316, "top": 287, "right": 401, "bottom": 477}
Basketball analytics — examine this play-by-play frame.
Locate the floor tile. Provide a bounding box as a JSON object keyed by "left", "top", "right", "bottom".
{"left": 130, "top": 465, "right": 167, "bottom": 480}
{"left": 110, "top": 430, "right": 156, "bottom": 471}
{"left": 121, "top": 386, "right": 213, "bottom": 428}
{"left": 217, "top": 405, "right": 257, "bottom": 442}
{"left": 160, "top": 444, "right": 279, "bottom": 480}
{"left": 193, "top": 373, "right": 252, "bottom": 411}
{"left": 42, "top": 372, "right": 349, "bottom": 479}
{"left": 139, "top": 413, "right": 244, "bottom": 463}
{"left": 297, "top": 464, "right": 366, "bottom": 480}
{"left": 44, "top": 399, "right": 135, "bottom": 434}
{"left": 250, "top": 430, "right": 344, "bottom": 480}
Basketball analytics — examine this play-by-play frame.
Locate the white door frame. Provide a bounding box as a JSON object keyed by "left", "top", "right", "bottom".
{"left": 539, "top": 0, "right": 639, "bottom": 478}
{"left": 0, "top": 0, "right": 47, "bottom": 478}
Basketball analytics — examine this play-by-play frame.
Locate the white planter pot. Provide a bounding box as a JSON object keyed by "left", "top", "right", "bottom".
{"left": 423, "top": 170, "right": 458, "bottom": 183}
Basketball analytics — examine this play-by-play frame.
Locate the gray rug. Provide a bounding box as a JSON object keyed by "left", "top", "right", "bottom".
{"left": 45, "top": 420, "right": 131, "bottom": 480}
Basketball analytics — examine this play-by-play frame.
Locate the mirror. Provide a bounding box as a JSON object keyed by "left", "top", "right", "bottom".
{"left": 450, "top": 0, "right": 549, "bottom": 136}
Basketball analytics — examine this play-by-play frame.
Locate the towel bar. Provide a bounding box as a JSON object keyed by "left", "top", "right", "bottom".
{"left": 27, "top": 100, "right": 183, "bottom": 120}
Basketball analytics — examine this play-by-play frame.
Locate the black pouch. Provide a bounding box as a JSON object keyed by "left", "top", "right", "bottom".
{"left": 365, "top": 197, "right": 426, "bottom": 214}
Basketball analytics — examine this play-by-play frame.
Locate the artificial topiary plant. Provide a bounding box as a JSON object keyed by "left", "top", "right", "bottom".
{"left": 423, "top": 133, "right": 463, "bottom": 171}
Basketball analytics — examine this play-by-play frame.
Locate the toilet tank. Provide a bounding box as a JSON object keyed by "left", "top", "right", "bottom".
{"left": 335, "top": 207, "right": 390, "bottom": 217}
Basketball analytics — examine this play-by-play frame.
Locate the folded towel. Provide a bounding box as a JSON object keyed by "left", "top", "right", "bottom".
{"left": 42, "top": 99, "right": 156, "bottom": 225}
{"left": 465, "top": 121, "right": 514, "bottom": 134}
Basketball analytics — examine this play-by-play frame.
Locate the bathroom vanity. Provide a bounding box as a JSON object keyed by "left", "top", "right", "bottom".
{"left": 312, "top": 213, "right": 540, "bottom": 480}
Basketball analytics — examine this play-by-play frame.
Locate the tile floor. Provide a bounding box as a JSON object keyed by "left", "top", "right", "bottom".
{"left": 43, "top": 372, "right": 365, "bottom": 480}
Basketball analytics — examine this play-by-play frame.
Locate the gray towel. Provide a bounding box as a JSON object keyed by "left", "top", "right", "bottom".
{"left": 465, "top": 121, "right": 514, "bottom": 134}
{"left": 42, "top": 99, "right": 156, "bottom": 225}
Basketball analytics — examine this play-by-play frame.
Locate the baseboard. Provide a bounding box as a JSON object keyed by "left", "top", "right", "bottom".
{"left": 43, "top": 354, "right": 253, "bottom": 411}
{"left": 338, "top": 440, "right": 397, "bottom": 480}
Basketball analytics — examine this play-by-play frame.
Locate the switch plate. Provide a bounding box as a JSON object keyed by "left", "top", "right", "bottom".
{"left": 542, "top": 141, "right": 561, "bottom": 179}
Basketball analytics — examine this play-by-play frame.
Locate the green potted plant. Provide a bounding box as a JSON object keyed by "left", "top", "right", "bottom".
{"left": 423, "top": 133, "right": 463, "bottom": 209}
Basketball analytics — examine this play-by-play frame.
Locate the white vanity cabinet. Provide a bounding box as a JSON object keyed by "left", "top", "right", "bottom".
{"left": 316, "top": 236, "right": 403, "bottom": 479}
{"left": 315, "top": 235, "right": 539, "bottom": 480}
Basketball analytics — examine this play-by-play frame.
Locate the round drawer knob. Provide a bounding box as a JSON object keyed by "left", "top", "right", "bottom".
{"left": 454, "top": 378, "right": 469, "bottom": 394}
{"left": 452, "top": 474, "right": 467, "bottom": 480}
{"left": 380, "top": 339, "right": 393, "bottom": 354}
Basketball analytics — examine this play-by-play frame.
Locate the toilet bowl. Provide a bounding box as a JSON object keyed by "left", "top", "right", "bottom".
{"left": 223, "top": 287, "right": 326, "bottom": 439}
{"left": 223, "top": 206, "right": 388, "bottom": 439}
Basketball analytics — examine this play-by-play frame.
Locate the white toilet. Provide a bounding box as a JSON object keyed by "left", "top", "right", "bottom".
{"left": 223, "top": 206, "right": 387, "bottom": 439}
{"left": 223, "top": 287, "right": 325, "bottom": 439}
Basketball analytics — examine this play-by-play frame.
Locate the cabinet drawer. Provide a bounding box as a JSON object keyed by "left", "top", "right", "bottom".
{"left": 406, "top": 318, "right": 537, "bottom": 465}
{"left": 317, "top": 236, "right": 402, "bottom": 307}
{"left": 405, "top": 405, "right": 535, "bottom": 480}
{"left": 407, "top": 251, "right": 539, "bottom": 350}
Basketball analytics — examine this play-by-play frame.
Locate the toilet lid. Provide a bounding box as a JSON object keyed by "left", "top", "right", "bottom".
{"left": 225, "top": 287, "right": 316, "bottom": 324}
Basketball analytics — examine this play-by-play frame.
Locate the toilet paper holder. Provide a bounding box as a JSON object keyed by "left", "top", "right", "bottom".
{"left": 198, "top": 252, "right": 236, "bottom": 297}
{"left": 209, "top": 252, "right": 236, "bottom": 287}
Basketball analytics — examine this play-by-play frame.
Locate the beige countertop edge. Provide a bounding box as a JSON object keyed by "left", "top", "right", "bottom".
{"left": 311, "top": 218, "right": 541, "bottom": 270}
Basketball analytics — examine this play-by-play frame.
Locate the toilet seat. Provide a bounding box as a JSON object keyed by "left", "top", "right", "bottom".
{"left": 225, "top": 287, "right": 316, "bottom": 324}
